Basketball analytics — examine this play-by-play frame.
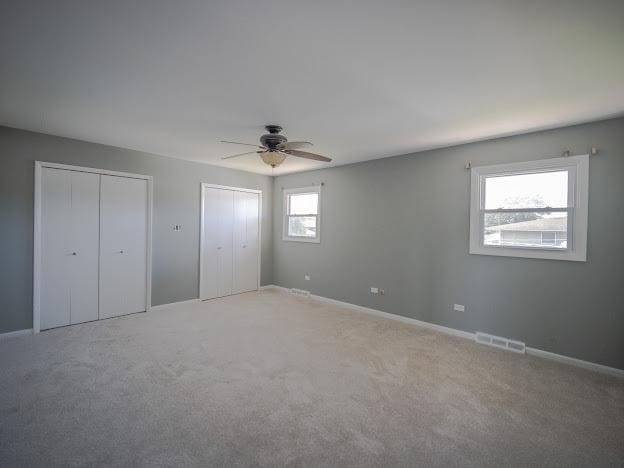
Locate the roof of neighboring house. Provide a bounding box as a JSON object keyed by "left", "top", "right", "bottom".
{"left": 489, "top": 217, "right": 567, "bottom": 232}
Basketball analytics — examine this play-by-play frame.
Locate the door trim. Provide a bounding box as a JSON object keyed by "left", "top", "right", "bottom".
{"left": 199, "top": 183, "right": 262, "bottom": 300}
{"left": 33, "top": 161, "right": 153, "bottom": 333}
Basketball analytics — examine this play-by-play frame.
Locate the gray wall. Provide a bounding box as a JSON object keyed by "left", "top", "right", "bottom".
{"left": 273, "top": 118, "right": 624, "bottom": 369}
{"left": 0, "top": 126, "right": 273, "bottom": 334}
{"left": 2, "top": 119, "right": 623, "bottom": 368}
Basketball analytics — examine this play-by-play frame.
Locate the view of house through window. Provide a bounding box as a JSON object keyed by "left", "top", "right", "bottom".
{"left": 483, "top": 171, "right": 569, "bottom": 249}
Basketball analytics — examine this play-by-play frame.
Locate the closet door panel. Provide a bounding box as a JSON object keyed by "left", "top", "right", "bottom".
{"left": 99, "top": 175, "right": 148, "bottom": 319}
{"left": 216, "top": 189, "right": 234, "bottom": 297}
{"left": 200, "top": 187, "right": 220, "bottom": 300}
{"left": 69, "top": 171, "right": 100, "bottom": 325}
{"left": 233, "top": 191, "right": 259, "bottom": 294}
{"left": 40, "top": 168, "right": 72, "bottom": 330}
{"left": 245, "top": 192, "right": 260, "bottom": 291}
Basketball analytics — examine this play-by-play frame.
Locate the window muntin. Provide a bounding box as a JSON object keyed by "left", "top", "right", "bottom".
{"left": 469, "top": 155, "right": 589, "bottom": 261}
{"left": 283, "top": 187, "right": 321, "bottom": 242}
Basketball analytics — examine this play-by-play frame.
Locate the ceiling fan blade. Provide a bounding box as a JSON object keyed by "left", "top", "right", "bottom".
{"left": 220, "top": 140, "right": 265, "bottom": 149}
{"left": 283, "top": 149, "right": 332, "bottom": 162}
{"left": 277, "top": 141, "right": 313, "bottom": 150}
{"left": 221, "top": 150, "right": 264, "bottom": 160}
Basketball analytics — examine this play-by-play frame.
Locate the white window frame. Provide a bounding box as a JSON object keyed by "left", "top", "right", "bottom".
{"left": 469, "top": 155, "right": 589, "bottom": 261}
{"left": 283, "top": 186, "right": 321, "bottom": 243}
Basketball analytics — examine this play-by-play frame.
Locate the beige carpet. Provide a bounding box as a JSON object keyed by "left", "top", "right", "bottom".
{"left": 1, "top": 289, "right": 622, "bottom": 467}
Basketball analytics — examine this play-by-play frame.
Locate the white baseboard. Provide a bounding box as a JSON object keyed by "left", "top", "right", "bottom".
{"left": 525, "top": 347, "right": 624, "bottom": 378}
{"left": 261, "top": 285, "right": 473, "bottom": 340}
{"left": 150, "top": 298, "right": 200, "bottom": 311}
{"left": 259, "top": 284, "right": 287, "bottom": 291}
{"left": 0, "top": 328, "right": 33, "bottom": 341}
{"left": 262, "top": 285, "right": 624, "bottom": 378}
{"left": 310, "top": 291, "right": 475, "bottom": 340}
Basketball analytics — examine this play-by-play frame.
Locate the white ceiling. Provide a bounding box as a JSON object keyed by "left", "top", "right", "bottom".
{"left": 1, "top": 1, "right": 623, "bottom": 175}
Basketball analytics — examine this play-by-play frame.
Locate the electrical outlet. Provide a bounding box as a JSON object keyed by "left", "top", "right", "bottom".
{"left": 453, "top": 304, "right": 465, "bottom": 312}
{"left": 304, "top": 275, "right": 310, "bottom": 281}
{"left": 370, "top": 287, "right": 379, "bottom": 294}
{"left": 173, "top": 224, "right": 182, "bottom": 232}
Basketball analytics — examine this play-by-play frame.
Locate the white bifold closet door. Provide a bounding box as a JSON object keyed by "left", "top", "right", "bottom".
{"left": 201, "top": 187, "right": 234, "bottom": 299}
{"left": 201, "top": 186, "right": 259, "bottom": 300}
{"left": 99, "top": 175, "right": 148, "bottom": 319}
{"left": 40, "top": 168, "right": 100, "bottom": 330}
{"left": 232, "top": 190, "right": 259, "bottom": 294}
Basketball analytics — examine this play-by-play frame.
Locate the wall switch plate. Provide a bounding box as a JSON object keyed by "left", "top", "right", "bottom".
{"left": 453, "top": 304, "right": 465, "bottom": 312}
{"left": 370, "top": 287, "right": 379, "bottom": 294}
{"left": 304, "top": 275, "right": 310, "bottom": 281}
{"left": 173, "top": 224, "right": 182, "bottom": 232}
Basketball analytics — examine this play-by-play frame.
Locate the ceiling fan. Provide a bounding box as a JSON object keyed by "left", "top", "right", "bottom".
{"left": 220, "top": 125, "right": 332, "bottom": 168}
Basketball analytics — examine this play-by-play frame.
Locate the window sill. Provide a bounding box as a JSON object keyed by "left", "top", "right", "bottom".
{"left": 282, "top": 236, "right": 321, "bottom": 244}
{"left": 469, "top": 245, "right": 586, "bottom": 261}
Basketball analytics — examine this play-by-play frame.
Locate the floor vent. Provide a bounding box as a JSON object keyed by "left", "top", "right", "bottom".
{"left": 290, "top": 288, "right": 311, "bottom": 297}
{"left": 475, "top": 332, "right": 525, "bottom": 354}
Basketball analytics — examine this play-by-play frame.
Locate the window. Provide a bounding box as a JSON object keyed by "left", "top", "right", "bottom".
{"left": 469, "top": 155, "right": 589, "bottom": 261}
{"left": 283, "top": 186, "right": 321, "bottom": 243}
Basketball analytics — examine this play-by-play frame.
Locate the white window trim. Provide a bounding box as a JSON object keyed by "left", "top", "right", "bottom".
{"left": 469, "top": 155, "right": 589, "bottom": 261}
{"left": 283, "top": 185, "right": 321, "bottom": 243}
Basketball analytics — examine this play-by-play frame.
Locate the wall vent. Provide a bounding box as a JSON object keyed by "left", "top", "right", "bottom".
{"left": 290, "top": 288, "right": 311, "bottom": 297}
{"left": 475, "top": 332, "right": 525, "bottom": 354}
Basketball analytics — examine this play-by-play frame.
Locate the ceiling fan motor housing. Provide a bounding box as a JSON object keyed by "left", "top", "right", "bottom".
{"left": 260, "top": 125, "right": 287, "bottom": 149}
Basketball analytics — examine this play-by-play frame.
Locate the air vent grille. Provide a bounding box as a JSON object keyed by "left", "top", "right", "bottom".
{"left": 475, "top": 332, "right": 525, "bottom": 354}
{"left": 290, "top": 288, "right": 310, "bottom": 296}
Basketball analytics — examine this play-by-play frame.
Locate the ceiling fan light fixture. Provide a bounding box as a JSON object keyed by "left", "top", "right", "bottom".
{"left": 260, "top": 151, "right": 287, "bottom": 168}
{"left": 220, "top": 125, "right": 331, "bottom": 167}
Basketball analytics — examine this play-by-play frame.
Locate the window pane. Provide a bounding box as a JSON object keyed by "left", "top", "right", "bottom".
{"left": 541, "top": 232, "right": 556, "bottom": 246}
{"left": 289, "top": 193, "right": 318, "bottom": 215}
{"left": 484, "top": 212, "right": 567, "bottom": 249}
{"left": 288, "top": 216, "right": 317, "bottom": 237}
{"left": 484, "top": 171, "right": 568, "bottom": 209}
